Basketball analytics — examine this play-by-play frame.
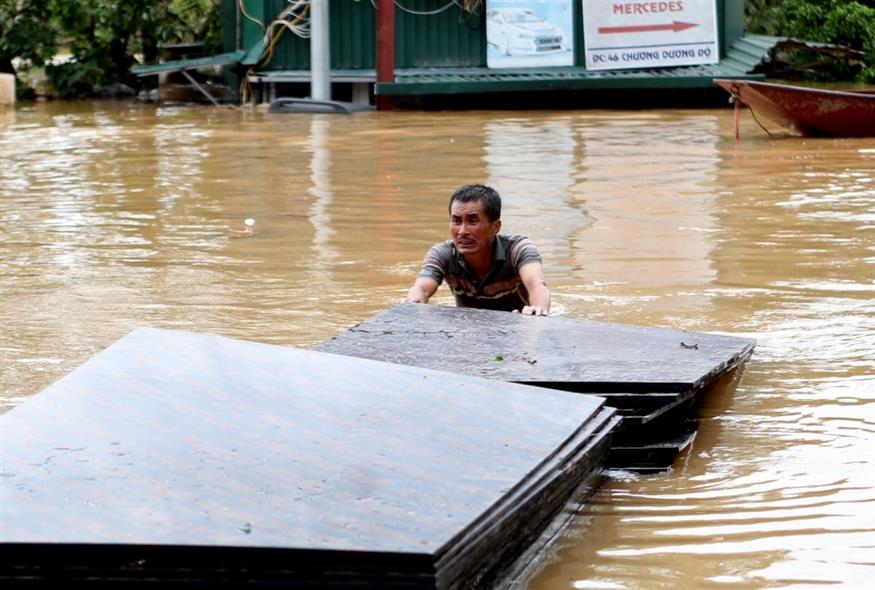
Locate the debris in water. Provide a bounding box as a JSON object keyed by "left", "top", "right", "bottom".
{"left": 228, "top": 218, "right": 257, "bottom": 238}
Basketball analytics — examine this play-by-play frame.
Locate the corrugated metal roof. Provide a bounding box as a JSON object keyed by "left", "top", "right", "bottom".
{"left": 375, "top": 34, "right": 778, "bottom": 96}
{"left": 132, "top": 50, "right": 245, "bottom": 77}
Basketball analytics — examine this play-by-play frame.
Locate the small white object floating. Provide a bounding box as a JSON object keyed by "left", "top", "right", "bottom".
{"left": 228, "top": 218, "right": 257, "bottom": 238}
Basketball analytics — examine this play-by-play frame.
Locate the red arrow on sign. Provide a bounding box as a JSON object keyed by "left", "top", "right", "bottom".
{"left": 598, "top": 21, "right": 698, "bottom": 34}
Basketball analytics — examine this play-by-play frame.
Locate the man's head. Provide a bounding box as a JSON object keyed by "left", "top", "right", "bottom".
{"left": 448, "top": 184, "right": 502, "bottom": 262}
{"left": 448, "top": 184, "right": 501, "bottom": 222}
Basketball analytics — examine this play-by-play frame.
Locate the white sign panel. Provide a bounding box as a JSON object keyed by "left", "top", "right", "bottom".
{"left": 487, "top": 0, "right": 574, "bottom": 68}
{"left": 582, "top": 0, "right": 719, "bottom": 71}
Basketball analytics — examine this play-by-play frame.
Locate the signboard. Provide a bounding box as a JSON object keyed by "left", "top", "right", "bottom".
{"left": 487, "top": 0, "right": 574, "bottom": 68}
{"left": 582, "top": 0, "right": 719, "bottom": 71}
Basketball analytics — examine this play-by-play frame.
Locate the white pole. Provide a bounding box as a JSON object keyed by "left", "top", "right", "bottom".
{"left": 310, "top": 0, "right": 331, "bottom": 102}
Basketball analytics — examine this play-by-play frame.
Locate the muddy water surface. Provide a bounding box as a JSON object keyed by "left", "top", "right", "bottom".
{"left": 1, "top": 101, "right": 873, "bottom": 588}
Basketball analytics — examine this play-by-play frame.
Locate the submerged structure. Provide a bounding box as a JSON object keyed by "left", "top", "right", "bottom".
{"left": 133, "top": 0, "right": 776, "bottom": 108}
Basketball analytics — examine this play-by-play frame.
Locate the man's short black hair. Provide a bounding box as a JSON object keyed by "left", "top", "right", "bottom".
{"left": 448, "top": 184, "right": 502, "bottom": 222}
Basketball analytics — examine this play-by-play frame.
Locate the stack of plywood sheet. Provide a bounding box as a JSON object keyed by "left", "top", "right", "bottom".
{"left": 317, "top": 305, "right": 756, "bottom": 471}
{"left": 0, "top": 327, "right": 617, "bottom": 588}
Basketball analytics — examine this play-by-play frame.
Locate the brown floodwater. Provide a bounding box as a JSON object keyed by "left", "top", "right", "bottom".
{"left": 1, "top": 100, "right": 873, "bottom": 588}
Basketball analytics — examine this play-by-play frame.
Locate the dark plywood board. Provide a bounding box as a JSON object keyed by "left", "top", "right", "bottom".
{"left": 0, "top": 544, "right": 437, "bottom": 588}
{"left": 435, "top": 412, "right": 617, "bottom": 589}
{"left": 1, "top": 327, "right": 610, "bottom": 558}
{"left": 317, "top": 305, "right": 756, "bottom": 392}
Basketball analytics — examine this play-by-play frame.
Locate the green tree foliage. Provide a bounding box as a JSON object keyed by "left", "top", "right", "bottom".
{"left": 746, "top": 0, "right": 875, "bottom": 82}
{"left": 0, "top": 1, "right": 57, "bottom": 97}
{"left": 1, "top": 0, "right": 222, "bottom": 98}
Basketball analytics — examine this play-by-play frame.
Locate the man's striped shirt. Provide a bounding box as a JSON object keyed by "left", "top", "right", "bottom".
{"left": 417, "top": 234, "right": 542, "bottom": 312}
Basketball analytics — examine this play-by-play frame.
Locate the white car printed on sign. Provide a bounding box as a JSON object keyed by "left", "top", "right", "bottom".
{"left": 487, "top": 8, "right": 566, "bottom": 56}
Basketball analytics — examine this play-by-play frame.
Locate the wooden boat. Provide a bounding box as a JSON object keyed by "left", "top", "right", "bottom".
{"left": 714, "top": 78, "right": 875, "bottom": 137}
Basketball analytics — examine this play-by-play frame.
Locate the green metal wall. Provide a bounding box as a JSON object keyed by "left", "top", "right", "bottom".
{"left": 230, "top": 0, "right": 375, "bottom": 70}
{"left": 267, "top": 0, "right": 375, "bottom": 70}
{"left": 222, "top": 0, "right": 237, "bottom": 53}
{"left": 231, "top": 0, "right": 486, "bottom": 71}
{"left": 721, "top": 0, "right": 746, "bottom": 56}
{"left": 394, "top": 1, "right": 484, "bottom": 68}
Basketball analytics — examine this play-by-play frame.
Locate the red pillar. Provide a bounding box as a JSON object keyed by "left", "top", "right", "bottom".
{"left": 376, "top": 0, "right": 395, "bottom": 111}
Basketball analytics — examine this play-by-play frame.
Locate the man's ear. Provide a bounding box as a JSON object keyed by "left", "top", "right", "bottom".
{"left": 493, "top": 218, "right": 502, "bottom": 235}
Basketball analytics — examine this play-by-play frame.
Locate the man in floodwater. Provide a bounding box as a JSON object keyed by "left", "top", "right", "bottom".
{"left": 404, "top": 184, "right": 551, "bottom": 315}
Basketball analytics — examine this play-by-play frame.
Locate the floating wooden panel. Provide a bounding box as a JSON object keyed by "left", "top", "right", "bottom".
{"left": 317, "top": 305, "right": 755, "bottom": 394}
{"left": 0, "top": 327, "right": 617, "bottom": 588}
{"left": 317, "top": 304, "right": 755, "bottom": 472}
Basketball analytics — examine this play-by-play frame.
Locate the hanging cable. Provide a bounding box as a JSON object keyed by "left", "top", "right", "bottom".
{"left": 727, "top": 83, "right": 775, "bottom": 139}
{"left": 266, "top": 0, "right": 311, "bottom": 41}
{"left": 748, "top": 106, "right": 775, "bottom": 138}
{"left": 240, "top": 0, "right": 482, "bottom": 103}
{"left": 238, "top": 0, "right": 265, "bottom": 30}
{"left": 240, "top": 0, "right": 312, "bottom": 104}
{"left": 453, "top": 0, "right": 483, "bottom": 14}
{"left": 365, "top": 0, "right": 458, "bottom": 16}
{"left": 393, "top": 1, "right": 456, "bottom": 16}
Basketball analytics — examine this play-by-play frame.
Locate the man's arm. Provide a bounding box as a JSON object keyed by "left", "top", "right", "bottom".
{"left": 517, "top": 262, "right": 550, "bottom": 316}
{"left": 404, "top": 277, "right": 439, "bottom": 304}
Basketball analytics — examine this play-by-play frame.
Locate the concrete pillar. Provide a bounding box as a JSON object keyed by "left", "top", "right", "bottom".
{"left": 352, "top": 83, "right": 370, "bottom": 105}
{"left": 0, "top": 73, "right": 15, "bottom": 106}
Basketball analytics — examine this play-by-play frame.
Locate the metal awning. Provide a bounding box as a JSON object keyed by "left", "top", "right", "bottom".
{"left": 374, "top": 35, "right": 778, "bottom": 97}
{"left": 131, "top": 50, "right": 245, "bottom": 77}
{"left": 376, "top": 64, "right": 764, "bottom": 96}
{"left": 131, "top": 50, "right": 247, "bottom": 106}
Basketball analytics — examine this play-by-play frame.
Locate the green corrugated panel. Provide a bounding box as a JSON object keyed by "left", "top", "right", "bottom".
{"left": 251, "top": 0, "right": 483, "bottom": 71}
{"left": 728, "top": 35, "right": 787, "bottom": 66}
{"left": 132, "top": 50, "right": 246, "bottom": 76}
{"left": 262, "top": 0, "right": 304, "bottom": 70}
{"left": 741, "top": 35, "right": 779, "bottom": 49}
{"left": 395, "top": 1, "right": 484, "bottom": 68}
{"left": 239, "top": 0, "right": 270, "bottom": 54}
{"left": 222, "top": 0, "right": 238, "bottom": 52}
{"left": 377, "top": 32, "right": 773, "bottom": 96}
{"left": 721, "top": 0, "right": 745, "bottom": 57}
{"left": 242, "top": 0, "right": 375, "bottom": 71}
{"left": 333, "top": 0, "right": 376, "bottom": 68}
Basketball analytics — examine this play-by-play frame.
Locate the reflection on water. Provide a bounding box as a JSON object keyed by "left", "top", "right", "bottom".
{"left": 568, "top": 114, "right": 721, "bottom": 322}
{"left": 1, "top": 101, "right": 873, "bottom": 588}
{"left": 305, "top": 117, "right": 340, "bottom": 308}
{"left": 484, "top": 116, "right": 587, "bottom": 266}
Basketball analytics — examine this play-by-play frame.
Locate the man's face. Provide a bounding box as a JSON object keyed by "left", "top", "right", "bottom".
{"left": 449, "top": 199, "right": 501, "bottom": 259}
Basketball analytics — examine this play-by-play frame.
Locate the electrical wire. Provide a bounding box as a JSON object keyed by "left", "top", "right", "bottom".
{"left": 239, "top": 0, "right": 483, "bottom": 103}
{"left": 267, "top": 0, "right": 311, "bottom": 41}
{"left": 364, "top": 0, "right": 460, "bottom": 16}
{"left": 393, "top": 1, "right": 457, "bottom": 16}
{"left": 238, "top": 0, "right": 265, "bottom": 30}
{"left": 240, "top": 0, "right": 312, "bottom": 103}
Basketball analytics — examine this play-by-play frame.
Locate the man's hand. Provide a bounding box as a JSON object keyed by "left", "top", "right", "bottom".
{"left": 515, "top": 305, "right": 548, "bottom": 316}
{"left": 517, "top": 262, "right": 550, "bottom": 316}
{"left": 403, "top": 277, "right": 439, "bottom": 304}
